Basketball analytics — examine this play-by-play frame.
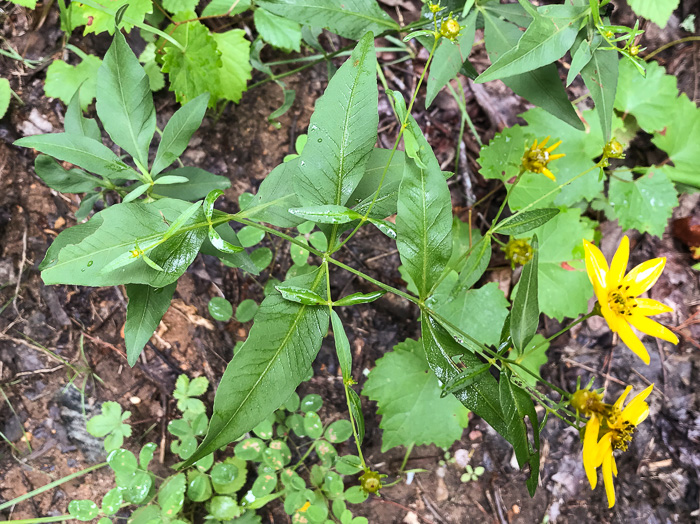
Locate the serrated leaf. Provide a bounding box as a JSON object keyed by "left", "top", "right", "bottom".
{"left": 255, "top": 0, "right": 399, "bottom": 40}
{"left": 615, "top": 59, "right": 679, "bottom": 133}
{"left": 40, "top": 199, "right": 207, "bottom": 288}
{"left": 425, "top": 11, "right": 477, "bottom": 108}
{"left": 294, "top": 33, "right": 378, "bottom": 208}
{"left": 254, "top": 8, "right": 301, "bottom": 52}
{"left": 608, "top": 170, "right": 678, "bottom": 237}
{"left": 45, "top": 55, "right": 102, "bottom": 110}
{"left": 432, "top": 281, "right": 509, "bottom": 348}
{"left": 201, "top": 0, "right": 251, "bottom": 16}
{"left": 152, "top": 93, "right": 209, "bottom": 176}
{"left": 627, "top": 0, "right": 680, "bottom": 28}
{"left": 363, "top": 338, "right": 468, "bottom": 451}
{"left": 396, "top": 116, "right": 453, "bottom": 299}
{"left": 15, "top": 133, "right": 136, "bottom": 180}
{"left": 581, "top": 47, "right": 618, "bottom": 143}
{"left": 162, "top": 20, "right": 222, "bottom": 106}
{"left": 482, "top": 11, "right": 583, "bottom": 130}
{"left": 74, "top": 0, "right": 153, "bottom": 36}
{"left": 162, "top": 0, "right": 198, "bottom": 14}
{"left": 183, "top": 271, "right": 329, "bottom": 465}
{"left": 511, "top": 235, "right": 539, "bottom": 354}
{"left": 213, "top": 29, "right": 252, "bottom": 104}
{"left": 125, "top": 282, "right": 176, "bottom": 366}
{"left": 97, "top": 31, "right": 156, "bottom": 167}
{"left": 477, "top": 9, "right": 583, "bottom": 83}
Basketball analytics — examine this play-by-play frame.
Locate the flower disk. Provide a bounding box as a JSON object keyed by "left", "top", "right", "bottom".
{"left": 521, "top": 136, "right": 565, "bottom": 181}
{"left": 582, "top": 236, "right": 678, "bottom": 364}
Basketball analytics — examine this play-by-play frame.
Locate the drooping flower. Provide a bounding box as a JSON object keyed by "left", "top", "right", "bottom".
{"left": 580, "top": 385, "right": 654, "bottom": 508}
{"left": 504, "top": 237, "right": 534, "bottom": 268}
{"left": 583, "top": 236, "right": 678, "bottom": 364}
{"left": 520, "top": 136, "right": 565, "bottom": 181}
{"left": 439, "top": 17, "right": 461, "bottom": 40}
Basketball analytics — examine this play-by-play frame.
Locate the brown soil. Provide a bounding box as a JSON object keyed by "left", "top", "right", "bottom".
{"left": 1, "top": 1, "right": 699, "bottom": 523}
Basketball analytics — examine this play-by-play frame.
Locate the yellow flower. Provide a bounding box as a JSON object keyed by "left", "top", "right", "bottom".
{"left": 298, "top": 501, "right": 311, "bottom": 513}
{"left": 583, "top": 236, "right": 678, "bottom": 364}
{"left": 521, "top": 136, "right": 565, "bottom": 181}
{"left": 581, "top": 385, "right": 653, "bottom": 508}
{"left": 504, "top": 237, "right": 534, "bottom": 268}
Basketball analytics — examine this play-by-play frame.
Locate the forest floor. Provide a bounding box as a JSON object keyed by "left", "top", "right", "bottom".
{"left": 1, "top": 1, "right": 699, "bottom": 523}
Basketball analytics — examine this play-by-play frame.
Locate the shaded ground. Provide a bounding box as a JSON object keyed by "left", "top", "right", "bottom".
{"left": 1, "top": 1, "right": 699, "bottom": 523}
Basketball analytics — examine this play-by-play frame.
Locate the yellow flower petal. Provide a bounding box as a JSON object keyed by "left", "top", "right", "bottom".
{"left": 602, "top": 452, "right": 616, "bottom": 508}
{"left": 583, "top": 416, "right": 600, "bottom": 489}
{"left": 621, "top": 384, "right": 653, "bottom": 425}
{"left": 583, "top": 240, "right": 609, "bottom": 291}
{"left": 548, "top": 153, "right": 566, "bottom": 160}
{"left": 546, "top": 140, "right": 562, "bottom": 153}
{"left": 613, "top": 385, "right": 633, "bottom": 412}
{"left": 627, "top": 314, "right": 679, "bottom": 345}
{"left": 616, "top": 319, "right": 651, "bottom": 364}
{"left": 607, "top": 235, "right": 629, "bottom": 289}
{"left": 539, "top": 136, "right": 550, "bottom": 148}
{"left": 600, "top": 302, "right": 621, "bottom": 332}
{"left": 623, "top": 257, "right": 666, "bottom": 296}
{"left": 542, "top": 168, "right": 556, "bottom": 181}
{"left": 632, "top": 298, "right": 673, "bottom": 316}
{"left": 611, "top": 455, "right": 617, "bottom": 478}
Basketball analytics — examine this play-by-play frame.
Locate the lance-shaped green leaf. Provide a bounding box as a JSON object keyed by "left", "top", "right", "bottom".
{"left": 275, "top": 285, "right": 327, "bottom": 305}
{"left": 152, "top": 167, "right": 231, "bottom": 201}
{"left": 440, "top": 363, "right": 491, "bottom": 398}
{"left": 40, "top": 199, "right": 207, "bottom": 287}
{"left": 255, "top": 0, "right": 399, "bottom": 40}
{"left": 294, "top": 32, "right": 378, "bottom": 208}
{"left": 566, "top": 35, "right": 600, "bottom": 87}
{"left": 425, "top": 11, "right": 477, "bottom": 108}
{"left": 451, "top": 236, "right": 491, "bottom": 297}
{"left": 347, "top": 387, "right": 364, "bottom": 445}
{"left": 334, "top": 290, "right": 385, "bottom": 306}
{"left": 511, "top": 235, "right": 539, "bottom": 354}
{"left": 581, "top": 47, "right": 619, "bottom": 143}
{"left": 34, "top": 155, "right": 103, "bottom": 193}
{"left": 367, "top": 218, "right": 396, "bottom": 240}
{"left": 245, "top": 160, "right": 304, "bottom": 227}
{"left": 200, "top": 223, "right": 258, "bottom": 274}
{"left": 349, "top": 148, "right": 406, "bottom": 219}
{"left": 331, "top": 310, "right": 352, "bottom": 381}
{"left": 183, "top": 271, "right": 329, "bottom": 465}
{"left": 499, "top": 373, "right": 540, "bottom": 496}
{"left": 396, "top": 116, "right": 453, "bottom": 299}
{"left": 96, "top": 30, "right": 156, "bottom": 167}
{"left": 124, "top": 282, "right": 177, "bottom": 366}
{"left": 422, "top": 315, "right": 506, "bottom": 436}
{"left": 495, "top": 208, "right": 559, "bottom": 236}
{"left": 163, "top": 201, "right": 202, "bottom": 240}
{"left": 208, "top": 227, "right": 244, "bottom": 254}
{"left": 288, "top": 205, "right": 362, "bottom": 224}
{"left": 14, "top": 133, "right": 136, "bottom": 180}
{"left": 151, "top": 93, "right": 209, "bottom": 176}
{"left": 482, "top": 11, "right": 583, "bottom": 130}
{"left": 65, "top": 89, "right": 101, "bottom": 142}
{"left": 477, "top": 7, "right": 584, "bottom": 83}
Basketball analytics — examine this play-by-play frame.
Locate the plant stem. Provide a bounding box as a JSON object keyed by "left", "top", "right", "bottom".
{"left": 644, "top": 36, "right": 700, "bottom": 60}
{"left": 0, "top": 462, "right": 107, "bottom": 511}
{"left": 399, "top": 442, "right": 414, "bottom": 473}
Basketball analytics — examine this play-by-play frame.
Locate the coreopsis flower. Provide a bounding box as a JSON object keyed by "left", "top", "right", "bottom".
{"left": 521, "top": 136, "right": 565, "bottom": 181}
{"left": 581, "top": 385, "right": 654, "bottom": 508}
{"left": 359, "top": 469, "right": 385, "bottom": 494}
{"left": 583, "top": 236, "right": 679, "bottom": 364}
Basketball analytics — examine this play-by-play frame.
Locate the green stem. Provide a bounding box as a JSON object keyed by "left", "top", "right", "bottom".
{"left": 4, "top": 516, "right": 73, "bottom": 523}
{"left": 399, "top": 442, "right": 414, "bottom": 473}
{"left": 0, "top": 462, "right": 107, "bottom": 511}
{"left": 645, "top": 36, "right": 700, "bottom": 61}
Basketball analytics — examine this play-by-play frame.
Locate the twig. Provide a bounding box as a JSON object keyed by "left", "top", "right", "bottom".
{"left": 12, "top": 226, "right": 28, "bottom": 318}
